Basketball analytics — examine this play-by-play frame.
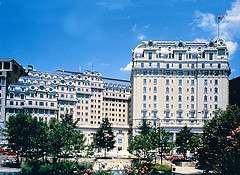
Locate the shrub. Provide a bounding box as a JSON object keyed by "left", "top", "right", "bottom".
{"left": 21, "top": 160, "right": 94, "bottom": 175}
{"left": 154, "top": 164, "right": 172, "bottom": 172}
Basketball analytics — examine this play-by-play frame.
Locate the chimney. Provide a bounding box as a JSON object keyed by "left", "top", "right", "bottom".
{"left": 28, "top": 65, "right": 33, "bottom": 72}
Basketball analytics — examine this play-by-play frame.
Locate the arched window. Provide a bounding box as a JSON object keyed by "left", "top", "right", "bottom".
{"left": 204, "top": 95, "right": 207, "bottom": 102}
{"left": 143, "top": 95, "right": 146, "bottom": 101}
{"left": 154, "top": 95, "right": 157, "bottom": 101}
{"left": 191, "top": 95, "right": 194, "bottom": 102}
{"left": 20, "top": 94, "right": 25, "bottom": 100}
{"left": 9, "top": 93, "right": 14, "bottom": 99}
{"left": 143, "top": 86, "right": 146, "bottom": 93}
{"left": 178, "top": 95, "right": 182, "bottom": 102}
{"left": 166, "top": 95, "right": 169, "bottom": 101}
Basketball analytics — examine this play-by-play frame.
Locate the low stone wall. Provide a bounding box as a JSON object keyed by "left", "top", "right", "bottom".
{"left": 173, "top": 160, "right": 196, "bottom": 167}
{"left": 93, "top": 158, "right": 132, "bottom": 171}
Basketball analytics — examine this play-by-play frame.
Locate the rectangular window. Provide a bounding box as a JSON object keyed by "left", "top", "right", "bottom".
{"left": 191, "top": 112, "right": 194, "bottom": 118}
{"left": 218, "top": 64, "right": 221, "bottom": 68}
{"left": 179, "top": 104, "right": 182, "bottom": 109}
{"left": 209, "top": 53, "right": 213, "bottom": 60}
{"left": 141, "top": 63, "right": 144, "bottom": 68}
{"left": 154, "top": 79, "right": 157, "bottom": 84}
{"left": 143, "top": 103, "right": 146, "bottom": 109}
{"left": 204, "top": 80, "right": 208, "bottom": 85}
{"left": 218, "top": 49, "right": 225, "bottom": 56}
{"left": 28, "top": 101, "right": 32, "bottom": 105}
{"left": 157, "top": 63, "right": 160, "bottom": 68}
{"left": 215, "top": 80, "right": 218, "bottom": 85}
{"left": 166, "top": 112, "right": 169, "bottom": 118}
{"left": 149, "top": 52, "right": 152, "bottom": 59}
{"left": 179, "top": 64, "right": 182, "bottom": 69}
{"left": 4, "top": 62, "right": 10, "bottom": 69}
{"left": 51, "top": 103, "right": 54, "bottom": 107}
{"left": 118, "top": 139, "right": 123, "bottom": 144}
{"left": 191, "top": 80, "right": 194, "bottom": 86}
{"left": 153, "top": 112, "right": 157, "bottom": 118}
{"left": 179, "top": 80, "right": 182, "bottom": 85}
{"left": 166, "top": 104, "right": 169, "bottom": 109}
{"left": 40, "top": 94, "right": 44, "bottom": 98}
{"left": 143, "top": 111, "right": 147, "bottom": 118}
{"left": 191, "top": 104, "right": 194, "bottom": 109}
{"left": 154, "top": 87, "right": 157, "bottom": 93}
{"left": 189, "top": 53, "right": 192, "bottom": 59}
{"left": 166, "top": 64, "right": 169, "bottom": 69}
{"left": 154, "top": 103, "right": 157, "bottom": 108}
{"left": 178, "top": 112, "right": 182, "bottom": 118}
{"left": 202, "top": 63, "right": 205, "bottom": 68}
{"left": 204, "top": 104, "right": 207, "bottom": 109}
{"left": 39, "top": 102, "right": 44, "bottom": 106}
{"left": 166, "top": 79, "right": 169, "bottom": 85}
{"left": 179, "top": 53, "right": 182, "bottom": 60}
{"left": 191, "top": 64, "right": 195, "bottom": 69}
{"left": 168, "top": 53, "right": 171, "bottom": 58}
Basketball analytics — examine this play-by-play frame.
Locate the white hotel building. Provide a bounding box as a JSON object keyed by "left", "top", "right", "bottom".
{"left": 0, "top": 38, "right": 230, "bottom": 151}
{"left": 131, "top": 38, "right": 230, "bottom": 138}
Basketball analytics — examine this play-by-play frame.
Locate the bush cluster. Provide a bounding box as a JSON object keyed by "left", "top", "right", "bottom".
{"left": 154, "top": 164, "right": 172, "bottom": 172}
{"left": 21, "top": 160, "right": 93, "bottom": 175}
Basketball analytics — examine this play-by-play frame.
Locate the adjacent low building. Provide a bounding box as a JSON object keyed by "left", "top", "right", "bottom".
{"left": 5, "top": 66, "right": 131, "bottom": 153}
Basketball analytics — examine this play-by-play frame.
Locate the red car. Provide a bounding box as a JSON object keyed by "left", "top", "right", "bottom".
{"left": 3, "top": 151, "right": 16, "bottom": 155}
{"left": 0, "top": 148, "right": 16, "bottom": 155}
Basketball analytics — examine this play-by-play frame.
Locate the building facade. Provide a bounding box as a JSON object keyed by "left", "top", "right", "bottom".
{"left": 131, "top": 38, "right": 230, "bottom": 138}
{"left": 5, "top": 67, "right": 131, "bottom": 153}
{"left": 229, "top": 76, "right": 240, "bottom": 107}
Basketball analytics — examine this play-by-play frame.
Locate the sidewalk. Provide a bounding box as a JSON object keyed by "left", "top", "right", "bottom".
{"left": 173, "top": 166, "right": 203, "bottom": 174}
{"left": 0, "top": 166, "right": 21, "bottom": 173}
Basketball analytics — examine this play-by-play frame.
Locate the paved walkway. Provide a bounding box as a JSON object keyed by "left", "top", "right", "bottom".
{"left": 0, "top": 167, "right": 21, "bottom": 173}
{"left": 173, "top": 166, "right": 203, "bottom": 174}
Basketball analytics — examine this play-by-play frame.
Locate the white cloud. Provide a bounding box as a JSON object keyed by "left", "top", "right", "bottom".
{"left": 131, "top": 24, "right": 137, "bottom": 33}
{"left": 120, "top": 62, "right": 132, "bottom": 71}
{"left": 226, "top": 41, "right": 238, "bottom": 56}
{"left": 97, "top": 0, "right": 135, "bottom": 10}
{"left": 193, "top": 0, "right": 240, "bottom": 57}
{"left": 193, "top": 38, "right": 208, "bottom": 42}
{"left": 137, "top": 34, "right": 146, "bottom": 41}
{"left": 131, "top": 24, "right": 148, "bottom": 40}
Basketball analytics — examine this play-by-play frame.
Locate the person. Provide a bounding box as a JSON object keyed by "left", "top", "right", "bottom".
{"left": 1, "top": 159, "right": 6, "bottom": 166}
{"left": 6, "top": 159, "right": 9, "bottom": 166}
{"left": 9, "top": 159, "right": 13, "bottom": 164}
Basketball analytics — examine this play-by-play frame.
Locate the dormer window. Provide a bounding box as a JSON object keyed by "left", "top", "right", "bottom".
{"left": 148, "top": 40, "right": 153, "bottom": 46}
{"left": 209, "top": 40, "right": 214, "bottom": 47}
{"left": 178, "top": 41, "right": 183, "bottom": 47}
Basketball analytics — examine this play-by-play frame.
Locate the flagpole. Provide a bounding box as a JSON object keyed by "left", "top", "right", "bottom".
{"left": 218, "top": 16, "right": 219, "bottom": 39}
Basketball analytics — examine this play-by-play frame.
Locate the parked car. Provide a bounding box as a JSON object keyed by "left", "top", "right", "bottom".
{"left": 3, "top": 151, "right": 16, "bottom": 155}
{"left": 165, "top": 155, "right": 185, "bottom": 160}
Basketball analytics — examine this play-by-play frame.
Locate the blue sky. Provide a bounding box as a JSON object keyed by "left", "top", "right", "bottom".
{"left": 0, "top": 0, "right": 239, "bottom": 80}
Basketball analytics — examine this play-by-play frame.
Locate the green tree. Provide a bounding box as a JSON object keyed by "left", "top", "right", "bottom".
{"left": 175, "top": 126, "right": 193, "bottom": 159}
{"left": 49, "top": 113, "right": 86, "bottom": 161}
{"left": 198, "top": 105, "right": 240, "bottom": 174}
{"left": 95, "top": 118, "right": 115, "bottom": 157}
{"left": 151, "top": 127, "right": 175, "bottom": 164}
{"left": 128, "top": 120, "right": 155, "bottom": 160}
{"left": 2, "top": 112, "right": 49, "bottom": 163}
